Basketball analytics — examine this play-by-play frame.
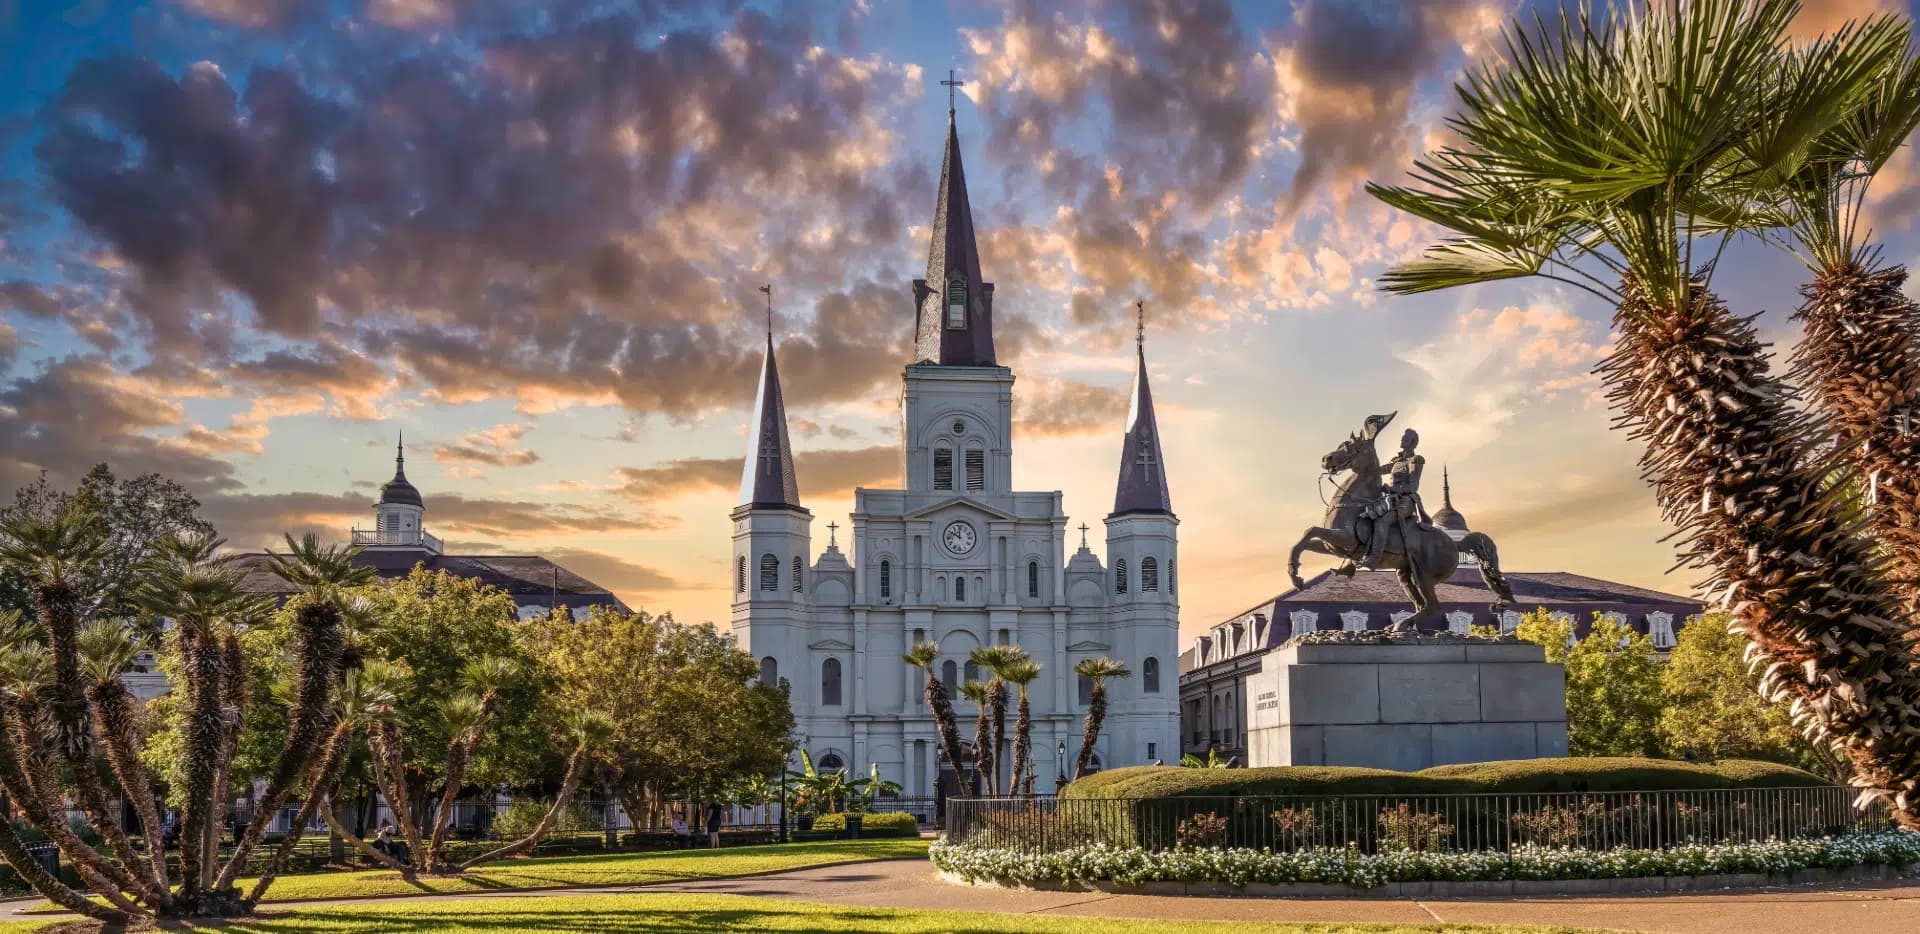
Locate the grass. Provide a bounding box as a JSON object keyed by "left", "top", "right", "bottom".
{"left": 23, "top": 838, "right": 929, "bottom": 910}
{"left": 11, "top": 893, "right": 1615, "bottom": 932}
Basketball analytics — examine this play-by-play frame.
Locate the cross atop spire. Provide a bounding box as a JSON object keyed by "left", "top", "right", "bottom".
{"left": 1079, "top": 523, "right": 1090, "bottom": 549}
{"left": 759, "top": 283, "right": 773, "bottom": 342}
{"left": 1136, "top": 299, "right": 1146, "bottom": 353}
{"left": 941, "top": 69, "right": 965, "bottom": 119}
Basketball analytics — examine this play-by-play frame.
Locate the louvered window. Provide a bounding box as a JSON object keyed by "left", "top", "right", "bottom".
{"left": 934, "top": 447, "right": 954, "bottom": 491}
{"left": 964, "top": 447, "right": 985, "bottom": 491}
{"left": 1141, "top": 556, "right": 1159, "bottom": 592}
{"left": 1114, "top": 559, "right": 1129, "bottom": 595}
{"left": 759, "top": 554, "right": 778, "bottom": 591}
{"left": 737, "top": 556, "right": 747, "bottom": 593}
{"left": 947, "top": 279, "right": 967, "bottom": 328}
{"left": 792, "top": 556, "right": 804, "bottom": 592}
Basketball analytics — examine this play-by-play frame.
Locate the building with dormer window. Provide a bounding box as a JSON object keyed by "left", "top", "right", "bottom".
{"left": 731, "top": 111, "right": 1180, "bottom": 798}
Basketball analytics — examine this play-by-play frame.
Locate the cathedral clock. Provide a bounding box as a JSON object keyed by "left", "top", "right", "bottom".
{"left": 942, "top": 520, "right": 977, "bottom": 556}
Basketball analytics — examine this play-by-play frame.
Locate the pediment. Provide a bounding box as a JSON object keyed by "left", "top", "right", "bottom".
{"left": 1066, "top": 640, "right": 1111, "bottom": 653}
{"left": 808, "top": 639, "right": 854, "bottom": 651}
{"left": 904, "top": 496, "right": 1019, "bottom": 521}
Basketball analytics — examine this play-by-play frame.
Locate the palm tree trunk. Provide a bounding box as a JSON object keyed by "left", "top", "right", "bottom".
{"left": 1074, "top": 682, "right": 1107, "bottom": 782}
{"left": 176, "top": 628, "right": 223, "bottom": 899}
{"left": 204, "top": 633, "right": 248, "bottom": 889}
{"left": 922, "top": 674, "right": 966, "bottom": 796}
{"left": 1604, "top": 283, "right": 1920, "bottom": 825}
{"left": 0, "top": 698, "right": 150, "bottom": 915}
{"left": 988, "top": 681, "right": 1008, "bottom": 796}
{"left": 368, "top": 720, "right": 426, "bottom": 868}
{"left": 247, "top": 722, "right": 356, "bottom": 904}
{"left": 1791, "top": 260, "right": 1920, "bottom": 620}
{"left": 321, "top": 796, "right": 412, "bottom": 874}
{"left": 427, "top": 734, "right": 477, "bottom": 872}
{"left": 1011, "top": 689, "right": 1032, "bottom": 799}
{"left": 456, "top": 746, "right": 588, "bottom": 870}
{"left": 968, "top": 699, "right": 992, "bottom": 796}
{"left": 218, "top": 600, "right": 342, "bottom": 889}
{"left": 0, "top": 805, "right": 127, "bottom": 923}
{"left": 87, "top": 681, "right": 169, "bottom": 890}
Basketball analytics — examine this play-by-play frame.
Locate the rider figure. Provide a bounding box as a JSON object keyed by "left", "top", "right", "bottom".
{"left": 1361, "top": 427, "right": 1429, "bottom": 569}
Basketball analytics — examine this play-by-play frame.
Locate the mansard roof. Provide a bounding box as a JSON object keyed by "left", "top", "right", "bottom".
{"left": 912, "top": 115, "right": 996, "bottom": 366}
{"left": 739, "top": 335, "right": 803, "bottom": 509}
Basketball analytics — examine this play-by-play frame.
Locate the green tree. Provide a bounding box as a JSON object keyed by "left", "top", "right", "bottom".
{"left": 1071, "top": 657, "right": 1131, "bottom": 782}
{"left": 1515, "top": 611, "right": 1661, "bottom": 757}
{"left": 1658, "top": 612, "right": 1833, "bottom": 775}
{"left": 1000, "top": 657, "right": 1041, "bottom": 796}
{"left": 1371, "top": 0, "right": 1920, "bottom": 822}
{"left": 904, "top": 642, "right": 965, "bottom": 795}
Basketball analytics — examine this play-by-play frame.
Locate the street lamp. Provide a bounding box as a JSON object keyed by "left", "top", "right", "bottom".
{"left": 1055, "top": 740, "right": 1068, "bottom": 792}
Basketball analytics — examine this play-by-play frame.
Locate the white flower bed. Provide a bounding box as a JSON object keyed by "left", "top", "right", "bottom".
{"left": 930, "top": 830, "right": 1920, "bottom": 890}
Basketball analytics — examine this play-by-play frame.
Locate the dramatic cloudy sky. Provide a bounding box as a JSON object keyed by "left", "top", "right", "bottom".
{"left": 1, "top": 0, "right": 1915, "bottom": 636}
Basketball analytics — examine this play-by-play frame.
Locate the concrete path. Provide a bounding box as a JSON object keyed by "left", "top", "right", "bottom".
{"left": 5, "top": 858, "right": 1918, "bottom": 933}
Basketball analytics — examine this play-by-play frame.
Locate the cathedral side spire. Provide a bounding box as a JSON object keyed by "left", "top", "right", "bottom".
{"left": 740, "top": 299, "right": 803, "bottom": 509}
{"left": 1112, "top": 301, "right": 1172, "bottom": 517}
{"left": 912, "top": 78, "right": 995, "bottom": 367}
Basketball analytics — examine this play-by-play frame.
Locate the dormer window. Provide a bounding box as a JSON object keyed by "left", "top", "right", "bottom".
{"left": 946, "top": 279, "right": 967, "bottom": 328}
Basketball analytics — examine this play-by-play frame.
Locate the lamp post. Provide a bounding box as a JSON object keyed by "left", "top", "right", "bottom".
{"left": 1055, "top": 740, "right": 1068, "bottom": 793}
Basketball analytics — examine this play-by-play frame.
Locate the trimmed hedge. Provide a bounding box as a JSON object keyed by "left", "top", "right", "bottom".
{"left": 1061, "top": 757, "right": 1827, "bottom": 800}
{"left": 810, "top": 811, "right": 919, "bottom": 836}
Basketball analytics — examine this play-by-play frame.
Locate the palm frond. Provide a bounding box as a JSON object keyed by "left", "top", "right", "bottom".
{"left": 76, "top": 619, "right": 139, "bottom": 685}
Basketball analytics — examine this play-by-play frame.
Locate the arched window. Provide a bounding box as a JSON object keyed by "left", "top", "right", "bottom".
{"left": 947, "top": 278, "right": 967, "bottom": 328}
{"left": 955, "top": 576, "right": 966, "bottom": 601}
{"left": 759, "top": 656, "right": 777, "bottom": 686}
{"left": 1143, "top": 657, "right": 1160, "bottom": 693}
{"left": 941, "top": 660, "right": 958, "bottom": 692}
{"left": 1027, "top": 561, "right": 1040, "bottom": 598}
{"left": 1114, "top": 559, "right": 1129, "bottom": 595}
{"left": 913, "top": 628, "right": 926, "bottom": 646}
{"left": 964, "top": 443, "right": 985, "bottom": 491}
{"left": 879, "top": 560, "right": 892, "bottom": 599}
{"left": 759, "top": 554, "right": 778, "bottom": 591}
{"left": 821, "top": 658, "right": 843, "bottom": 706}
{"left": 818, "top": 752, "right": 845, "bottom": 772}
{"left": 1141, "top": 556, "right": 1159, "bottom": 592}
{"left": 963, "top": 659, "right": 980, "bottom": 685}
{"left": 737, "top": 556, "right": 747, "bottom": 593}
{"left": 1077, "top": 673, "right": 1093, "bottom": 705}
{"left": 1170, "top": 559, "right": 1177, "bottom": 595}
{"left": 792, "top": 556, "right": 804, "bottom": 593}
{"left": 933, "top": 445, "right": 954, "bottom": 491}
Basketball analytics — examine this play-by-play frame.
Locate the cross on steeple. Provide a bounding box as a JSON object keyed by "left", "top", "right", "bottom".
{"left": 827, "top": 521, "right": 839, "bottom": 547}
{"left": 1135, "top": 299, "right": 1145, "bottom": 352}
{"left": 941, "top": 69, "right": 965, "bottom": 118}
{"left": 1078, "top": 523, "right": 1090, "bottom": 549}
{"left": 758, "top": 283, "right": 773, "bottom": 339}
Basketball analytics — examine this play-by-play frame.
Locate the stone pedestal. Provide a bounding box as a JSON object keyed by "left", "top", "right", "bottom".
{"left": 1245, "top": 639, "right": 1567, "bottom": 771}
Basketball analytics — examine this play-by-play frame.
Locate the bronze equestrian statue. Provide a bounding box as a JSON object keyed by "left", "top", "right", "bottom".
{"left": 1287, "top": 411, "right": 1514, "bottom": 633}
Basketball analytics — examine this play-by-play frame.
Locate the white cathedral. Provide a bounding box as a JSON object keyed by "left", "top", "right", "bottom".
{"left": 729, "top": 111, "right": 1180, "bottom": 798}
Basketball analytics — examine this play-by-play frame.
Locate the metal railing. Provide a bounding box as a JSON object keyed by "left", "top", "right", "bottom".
{"left": 350, "top": 528, "right": 444, "bottom": 552}
{"left": 946, "top": 787, "right": 1892, "bottom": 854}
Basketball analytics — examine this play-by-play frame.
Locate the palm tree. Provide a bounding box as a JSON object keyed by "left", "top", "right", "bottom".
{"left": 903, "top": 642, "right": 965, "bottom": 795}
{"left": 999, "top": 658, "right": 1041, "bottom": 797}
{"left": 1369, "top": 0, "right": 1920, "bottom": 823}
{"left": 1071, "top": 657, "right": 1131, "bottom": 782}
{"left": 960, "top": 679, "right": 992, "bottom": 795}
{"left": 1760, "top": 45, "right": 1920, "bottom": 619}
{"left": 76, "top": 618, "right": 169, "bottom": 888}
{"left": 426, "top": 656, "right": 518, "bottom": 871}
{"left": 456, "top": 710, "right": 612, "bottom": 870}
{"left": 975, "top": 645, "right": 1027, "bottom": 795}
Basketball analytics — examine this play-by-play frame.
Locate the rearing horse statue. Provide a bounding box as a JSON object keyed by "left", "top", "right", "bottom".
{"left": 1287, "top": 414, "right": 1514, "bottom": 633}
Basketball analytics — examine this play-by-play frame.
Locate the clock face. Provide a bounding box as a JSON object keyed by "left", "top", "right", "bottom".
{"left": 942, "top": 520, "right": 977, "bottom": 556}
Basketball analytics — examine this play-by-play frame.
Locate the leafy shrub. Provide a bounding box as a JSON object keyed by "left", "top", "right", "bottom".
{"left": 811, "top": 812, "right": 918, "bottom": 836}
{"left": 1174, "top": 812, "right": 1228, "bottom": 849}
{"left": 1269, "top": 807, "right": 1319, "bottom": 851}
{"left": 491, "top": 799, "right": 595, "bottom": 841}
{"left": 1376, "top": 804, "right": 1452, "bottom": 853}
{"left": 1063, "top": 757, "right": 1825, "bottom": 801}
{"left": 1509, "top": 799, "right": 1609, "bottom": 847}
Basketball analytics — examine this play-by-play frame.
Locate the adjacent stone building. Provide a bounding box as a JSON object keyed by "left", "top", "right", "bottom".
{"left": 731, "top": 111, "right": 1181, "bottom": 797}
{"left": 1177, "top": 477, "right": 1699, "bottom": 763}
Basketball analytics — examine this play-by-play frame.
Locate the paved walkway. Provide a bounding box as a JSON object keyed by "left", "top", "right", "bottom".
{"left": 6, "top": 858, "right": 1918, "bottom": 933}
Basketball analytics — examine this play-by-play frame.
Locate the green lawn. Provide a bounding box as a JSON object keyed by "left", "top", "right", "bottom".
{"left": 33, "top": 893, "right": 1609, "bottom": 933}
{"left": 23, "top": 839, "right": 929, "bottom": 911}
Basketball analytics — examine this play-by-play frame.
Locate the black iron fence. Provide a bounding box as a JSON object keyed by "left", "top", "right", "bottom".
{"left": 946, "top": 787, "right": 1893, "bottom": 854}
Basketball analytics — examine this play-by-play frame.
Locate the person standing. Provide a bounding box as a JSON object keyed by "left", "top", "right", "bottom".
{"left": 704, "top": 803, "right": 723, "bottom": 849}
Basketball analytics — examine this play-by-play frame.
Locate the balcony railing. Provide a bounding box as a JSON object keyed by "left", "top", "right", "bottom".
{"left": 350, "top": 528, "right": 443, "bottom": 552}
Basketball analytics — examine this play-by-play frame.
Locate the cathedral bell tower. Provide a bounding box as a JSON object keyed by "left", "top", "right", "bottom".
{"left": 732, "top": 301, "right": 812, "bottom": 689}
{"left": 1104, "top": 303, "right": 1178, "bottom": 608}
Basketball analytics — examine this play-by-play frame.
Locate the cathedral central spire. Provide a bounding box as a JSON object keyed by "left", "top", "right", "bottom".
{"left": 740, "top": 299, "right": 803, "bottom": 510}
{"left": 912, "top": 95, "right": 996, "bottom": 366}
{"left": 1113, "top": 301, "right": 1172, "bottom": 517}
